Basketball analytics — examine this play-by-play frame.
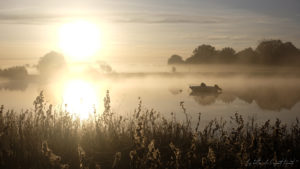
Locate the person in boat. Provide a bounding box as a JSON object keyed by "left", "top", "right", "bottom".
{"left": 214, "top": 84, "right": 221, "bottom": 91}
{"left": 214, "top": 84, "right": 221, "bottom": 90}
{"left": 200, "top": 82, "right": 206, "bottom": 87}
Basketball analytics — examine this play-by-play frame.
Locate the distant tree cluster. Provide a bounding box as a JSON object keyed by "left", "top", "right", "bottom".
{"left": 97, "top": 61, "right": 113, "bottom": 73}
{"left": 0, "top": 66, "right": 28, "bottom": 80}
{"left": 168, "top": 40, "right": 300, "bottom": 66}
{"left": 37, "top": 51, "right": 67, "bottom": 76}
{"left": 168, "top": 54, "right": 185, "bottom": 64}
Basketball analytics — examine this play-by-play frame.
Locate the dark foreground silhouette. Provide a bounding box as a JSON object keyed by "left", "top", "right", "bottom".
{"left": 0, "top": 91, "right": 299, "bottom": 169}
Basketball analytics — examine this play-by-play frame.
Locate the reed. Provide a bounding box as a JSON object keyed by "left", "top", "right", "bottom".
{"left": 0, "top": 91, "right": 299, "bottom": 169}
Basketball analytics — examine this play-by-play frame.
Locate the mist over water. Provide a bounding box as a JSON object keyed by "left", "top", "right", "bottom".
{"left": 1, "top": 61, "right": 300, "bottom": 128}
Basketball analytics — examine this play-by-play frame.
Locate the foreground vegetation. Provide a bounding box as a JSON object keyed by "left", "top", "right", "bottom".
{"left": 0, "top": 91, "right": 299, "bottom": 169}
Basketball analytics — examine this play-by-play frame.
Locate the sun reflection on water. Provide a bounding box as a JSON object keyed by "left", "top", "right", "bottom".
{"left": 62, "top": 79, "right": 100, "bottom": 120}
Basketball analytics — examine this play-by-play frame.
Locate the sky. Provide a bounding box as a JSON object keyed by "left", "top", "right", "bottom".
{"left": 0, "top": 0, "right": 300, "bottom": 64}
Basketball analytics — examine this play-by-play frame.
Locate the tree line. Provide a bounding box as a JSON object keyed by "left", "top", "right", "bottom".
{"left": 0, "top": 66, "right": 28, "bottom": 80}
{"left": 168, "top": 40, "right": 300, "bottom": 66}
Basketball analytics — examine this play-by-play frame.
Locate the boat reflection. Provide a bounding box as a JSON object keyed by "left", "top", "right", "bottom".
{"left": 190, "top": 90, "right": 221, "bottom": 106}
{"left": 190, "top": 84, "right": 300, "bottom": 111}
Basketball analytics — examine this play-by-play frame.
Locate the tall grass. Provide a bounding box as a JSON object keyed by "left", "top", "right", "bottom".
{"left": 0, "top": 91, "right": 299, "bottom": 169}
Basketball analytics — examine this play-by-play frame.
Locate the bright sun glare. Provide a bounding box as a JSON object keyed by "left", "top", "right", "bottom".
{"left": 63, "top": 80, "right": 99, "bottom": 120}
{"left": 59, "top": 20, "right": 101, "bottom": 61}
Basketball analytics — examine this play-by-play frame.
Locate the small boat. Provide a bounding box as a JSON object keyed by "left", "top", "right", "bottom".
{"left": 190, "top": 83, "right": 222, "bottom": 94}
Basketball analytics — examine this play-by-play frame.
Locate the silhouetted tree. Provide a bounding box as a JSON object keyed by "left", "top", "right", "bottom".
{"left": 218, "top": 47, "right": 236, "bottom": 63}
{"left": 236, "top": 47, "right": 259, "bottom": 64}
{"left": 186, "top": 44, "right": 217, "bottom": 63}
{"left": 256, "top": 40, "right": 300, "bottom": 65}
{"left": 168, "top": 54, "right": 184, "bottom": 64}
{"left": 37, "top": 51, "right": 67, "bottom": 76}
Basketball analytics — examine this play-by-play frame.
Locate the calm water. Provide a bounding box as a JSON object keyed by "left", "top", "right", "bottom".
{"left": 1, "top": 70, "right": 300, "bottom": 127}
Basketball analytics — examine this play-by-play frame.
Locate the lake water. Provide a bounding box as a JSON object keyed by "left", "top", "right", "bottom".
{"left": 1, "top": 65, "right": 300, "bottom": 127}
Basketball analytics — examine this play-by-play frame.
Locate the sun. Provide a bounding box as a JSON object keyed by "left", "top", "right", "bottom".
{"left": 59, "top": 20, "right": 102, "bottom": 61}
{"left": 62, "top": 79, "right": 99, "bottom": 120}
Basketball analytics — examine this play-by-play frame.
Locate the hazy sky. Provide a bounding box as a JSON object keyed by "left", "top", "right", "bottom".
{"left": 0, "top": 0, "right": 300, "bottom": 63}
